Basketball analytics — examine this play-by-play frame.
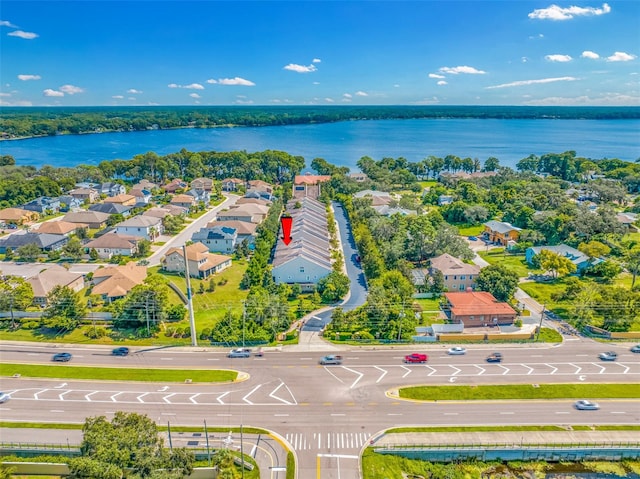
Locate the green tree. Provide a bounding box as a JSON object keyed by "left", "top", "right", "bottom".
{"left": 16, "top": 243, "right": 41, "bottom": 261}
{"left": 0, "top": 275, "right": 34, "bottom": 329}
{"left": 317, "top": 271, "right": 351, "bottom": 302}
{"left": 538, "top": 249, "right": 577, "bottom": 279}
{"left": 483, "top": 156, "right": 500, "bottom": 172}
{"left": 112, "top": 275, "right": 169, "bottom": 331}
{"left": 476, "top": 264, "right": 519, "bottom": 302}
{"left": 4, "top": 247, "right": 13, "bottom": 261}
{"left": 429, "top": 269, "right": 446, "bottom": 293}
{"left": 42, "top": 285, "right": 86, "bottom": 331}
{"left": 89, "top": 248, "right": 99, "bottom": 261}
{"left": 578, "top": 240, "right": 611, "bottom": 262}
{"left": 136, "top": 239, "right": 152, "bottom": 257}
{"left": 62, "top": 237, "right": 84, "bottom": 261}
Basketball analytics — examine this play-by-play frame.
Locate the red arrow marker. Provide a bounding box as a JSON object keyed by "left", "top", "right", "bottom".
{"left": 281, "top": 215, "right": 293, "bottom": 246}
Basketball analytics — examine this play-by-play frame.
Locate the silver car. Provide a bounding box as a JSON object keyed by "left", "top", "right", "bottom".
{"left": 0, "top": 392, "right": 10, "bottom": 403}
{"left": 574, "top": 400, "right": 600, "bottom": 410}
{"left": 227, "top": 348, "right": 251, "bottom": 358}
{"left": 447, "top": 347, "right": 467, "bottom": 355}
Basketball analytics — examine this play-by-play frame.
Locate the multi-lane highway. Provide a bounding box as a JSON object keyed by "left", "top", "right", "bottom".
{"left": 1, "top": 340, "right": 639, "bottom": 478}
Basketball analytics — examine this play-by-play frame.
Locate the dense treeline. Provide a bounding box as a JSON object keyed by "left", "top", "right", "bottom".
{"left": 1, "top": 105, "right": 638, "bottom": 139}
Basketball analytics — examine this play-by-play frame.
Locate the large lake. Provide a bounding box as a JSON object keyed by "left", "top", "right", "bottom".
{"left": 1, "top": 118, "right": 639, "bottom": 170}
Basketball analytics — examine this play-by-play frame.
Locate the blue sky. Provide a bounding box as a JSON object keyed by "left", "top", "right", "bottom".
{"left": 1, "top": 1, "right": 638, "bottom": 106}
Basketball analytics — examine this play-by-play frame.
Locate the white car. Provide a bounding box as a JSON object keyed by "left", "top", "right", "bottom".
{"left": 574, "top": 400, "right": 600, "bottom": 410}
{"left": 447, "top": 347, "right": 467, "bottom": 355}
{"left": 0, "top": 392, "right": 10, "bottom": 403}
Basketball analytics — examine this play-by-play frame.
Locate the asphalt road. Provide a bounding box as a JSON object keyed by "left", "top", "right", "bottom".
{"left": 303, "top": 201, "right": 368, "bottom": 332}
{"left": 1, "top": 340, "right": 639, "bottom": 478}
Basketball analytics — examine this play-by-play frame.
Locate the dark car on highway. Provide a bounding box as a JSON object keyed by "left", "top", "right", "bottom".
{"left": 486, "top": 352, "right": 503, "bottom": 363}
{"left": 112, "top": 347, "right": 130, "bottom": 356}
{"left": 52, "top": 352, "right": 72, "bottom": 362}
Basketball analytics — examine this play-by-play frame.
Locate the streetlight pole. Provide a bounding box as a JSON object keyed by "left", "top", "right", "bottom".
{"left": 536, "top": 303, "right": 546, "bottom": 341}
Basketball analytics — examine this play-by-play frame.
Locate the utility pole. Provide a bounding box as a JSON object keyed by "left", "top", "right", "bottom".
{"left": 242, "top": 300, "right": 246, "bottom": 348}
{"left": 182, "top": 244, "right": 198, "bottom": 347}
{"left": 397, "top": 301, "right": 405, "bottom": 341}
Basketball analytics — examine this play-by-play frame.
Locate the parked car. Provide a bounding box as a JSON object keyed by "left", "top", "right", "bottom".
{"left": 486, "top": 352, "right": 503, "bottom": 363}
{"left": 598, "top": 351, "right": 618, "bottom": 361}
{"left": 447, "top": 347, "right": 466, "bottom": 355}
{"left": 319, "top": 355, "right": 343, "bottom": 365}
{"left": 403, "top": 353, "right": 428, "bottom": 363}
{"left": 574, "top": 400, "right": 600, "bottom": 410}
{"left": 467, "top": 236, "right": 478, "bottom": 241}
{"left": 227, "top": 348, "right": 251, "bottom": 358}
{"left": 112, "top": 347, "right": 130, "bottom": 356}
{"left": 0, "top": 392, "right": 10, "bottom": 403}
{"left": 630, "top": 344, "right": 640, "bottom": 353}
{"left": 52, "top": 352, "right": 72, "bottom": 362}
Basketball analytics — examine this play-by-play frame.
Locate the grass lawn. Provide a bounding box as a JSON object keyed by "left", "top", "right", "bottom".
{"left": 456, "top": 224, "right": 484, "bottom": 236}
{"left": 478, "top": 249, "right": 538, "bottom": 278}
{"left": 1, "top": 363, "right": 237, "bottom": 383}
{"left": 418, "top": 180, "right": 439, "bottom": 188}
{"left": 399, "top": 383, "right": 640, "bottom": 401}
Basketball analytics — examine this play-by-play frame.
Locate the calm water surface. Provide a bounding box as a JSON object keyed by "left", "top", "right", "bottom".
{"left": 1, "top": 118, "right": 639, "bottom": 170}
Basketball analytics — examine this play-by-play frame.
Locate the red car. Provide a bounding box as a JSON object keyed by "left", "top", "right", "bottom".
{"left": 403, "top": 353, "right": 428, "bottom": 363}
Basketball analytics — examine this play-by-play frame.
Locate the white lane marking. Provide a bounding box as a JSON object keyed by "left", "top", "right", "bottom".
{"left": 160, "top": 413, "right": 175, "bottom": 416}
{"left": 475, "top": 365, "right": 486, "bottom": 375}
{"left": 269, "top": 381, "right": 296, "bottom": 405}
{"left": 59, "top": 390, "right": 71, "bottom": 400}
{"left": 137, "top": 393, "right": 148, "bottom": 403}
{"left": 387, "top": 413, "right": 402, "bottom": 416}
{"left": 157, "top": 386, "right": 169, "bottom": 392}
{"left": 206, "top": 358, "right": 219, "bottom": 361}
{"left": 317, "top": 454, "right": 358, "bottom": 459}
{"left": 163, "top": 393, "right": 176, "bottom": 404}
{"left": 425, "top": 365, "right": 437, "bottom": 376}
{"left": 331, "top": 413, "right": 346, "bottom": 417}
{"left": 450, "top": 365, "right": 461, "bottom": 376}
{"left": 521, "top": 364, "right": 534, "bottom": 375}
{"left": 374, "top": 366, "right": 388, "bottom": 383}
{"left": 54, "top": 383, "right": 67, "bottom": 389}
{"left": 498, "top": 365, "right": 510, "bottom": 375}
{"left": 400, "top": 365, "right": 412, "bottom": 378}
{"left": 555, "top": 412, "right": 570, "bottom": 414}
{"left": 343, "top": 367, "right": 364, "bottom": 389}
{"left": 610, "top": 411, "right": 627, "bottom": 414}
{"left": 545, "top": 364, "right": 558, "bottom": 374}
{"left": 110, "top": 392, "right": 123, "bottom": 402}
{"left": 189, "top": 393, "right": 200, "bottom": 404}
{"left": 160, "top": 358, "right": 173, "bottom": 361}
{"left": 34, "top": 389, "right": 49, "bottom": 400}
{"left": 569, "top": 363, "right": 582, "bottom": 374}
{"left": 50, "top": 410, "right": 64, "bottom": 413}
{"left": 216, "top": 392, "right": 230, "bottom": 404}
{"left": 444, "top": 413, "right": 459, "bottom": 416}
{"left": 274, "top": 414, "right": 289, "bottom": 417}
{"left": 217, "top": 413, "right": 232, "bottom": 417}
{"left": 592, "top": 362, "right": 606, "bottom": 374}
{"left": 85, "top": 391, "right": 98, "bottom": 402}
{"left": 499, "top": 412, "right": 515, "bottom": 415}
{"left": 243, "top": 384, "right": 262, "bottom": 405}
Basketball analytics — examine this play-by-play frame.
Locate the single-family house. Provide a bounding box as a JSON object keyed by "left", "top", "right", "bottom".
{"left": 349, "top": 172, "right": 368, "bottom": 182}
{"left": 132, "top": 179, "right": 158, "bottom": 191}
{"left": 22, "top": 197, "right": 61, "bottom": 214}
{"left": 36, "top": 220, "right": 88, "bottom": 237}
{"left": 353, "top": 190, "right": 393, "bottom": 207}
{"left": 185, "top": 188, "right": 210, "bottom": 205}
{"left": 372, "top": 205, "right": 417, "bottom": 216}
{"left": 483, "top": 220, "right": 522, "bottom": 246}
{"left": 143, "top": 205, "right": 187, "bottom": 219}
{"left": 162, "top": 242, "right": 232, "bottom": 279}
{"left": 218, "top": 203, "right": 269, "bottom": 223}
{"left": 162, "top": 178, "right": 188, "bottom": 193}
{"left": 191, "top": 224, "right": 238, "bottom": 254}
{"left": 235, "top": 197, "right": 271, "bottom": 207}
{"left": 57, "top": 195, "right": 82, "bottom": 212}
{"left": 293, "top": 174, "right": 331, "bottom": 200}
{"left": 85, "top": 233, "right": 141, "bottom": 259}
{"left": 0, "top": 207, "right": 39, "bottom": 225}
{"left": 67, "top": 187, "right": 99, "bottom": 204}
{"left": 429, "top": 253, "right": 481, "bottom": 291}
{"left": 443, "top": 291, "right": 517, "bottom": 327}
{"left": 115, "top": 215, "right": 163, "bottom": 241}
{"left": 616, "top": 212, "right": 638, "bottom": 232}
{"left": 0, "top": 231, "right": 68, "bottom": 254}
{"left": 213, "top": 220, "right": 258, "bottom": 245}
{"left": 88, "top": 203, "right": 133, "bottom": 217}
{"left": 191, "top": 177, "right": 214, "bottom": 192}
{"left": 525, "top": 244, "right": 600, "bottom": 274}
{"left": 438, "top": 195, "right": 454, "bottom": 206}
{"left": 63, "top": 211, "right": 111, "bottom": 229}
{"left": 91, "top": 263, "right": 147, "bottom": 303}
{"left": 170, "top": 194, "right": 196, "bottom": 210}
{"left": 28, "top": 265, "right": 85, "bottom": 307}
{"left": 272, "top": 197, "right": 332, "bottom": 289}
{"left": 221, "top": 178, "right": 244, "bottom": 192}
{"left": 99, "top": 182, "right": 126, "bottom": 197}
{"left": 104, "top": 194, "right": 136, "bottom": 206}
{"left": 129, "top": 188, "right": 152, "bottom": 205}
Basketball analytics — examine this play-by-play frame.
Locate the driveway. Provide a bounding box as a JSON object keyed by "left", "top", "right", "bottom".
{"left": 146, "top": 193, "right": 239, "bottom": 266}
{"left": 302, "top": 201, "right": 368, "bottom": 332}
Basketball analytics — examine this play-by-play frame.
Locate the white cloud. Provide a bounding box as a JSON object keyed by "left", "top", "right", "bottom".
{"left": 429, "top": 73, "right": 446, "bottom": 79}
{"left": 486, "top": 76, "right": 578, "bottom": 89}
{"left": 355, "top": 91, "right": 368, "bottom": 96}
{"left": 0, "top": 98, "right": 33, "bottom": 106}
{"left": 217, "top": 77, "right": 255, "bottom": 86}
{"left": 524, "top": 93, "right": 639, "bottom": 106}
{"left": 324, "top": 98, "right": 335, "bottom": 103}
{"left": 312, "top": 81, "right": 320, "bottom": 85}
{"left": 607, "top": 51, "right": 636, "bottom": 62}
{"left": 18, "top": 74, "right": 41, "bottom": 81}
{"left": 415, "top": 97, "right": 440, "bottom": 105}
{"left": 234, "top": 98, "right": 254, "bottom": 104}
{"left": 0, "top": 92, "right": 10, "bottom": 97}
{"left": 581, "top": 50, "right": 600, "bottom": 59}
{"left": 189, "top": 93, "right": 201, "bottom": 98}
{"left": 521, "top": 57, "right": 529, "bottom": 63}
{"left": 206, "top": 79, "right": 217, "bottom": 84}
{"left": 283, "top": 63, "right": 317, "bottom": 73}
{"left": 545, "top": 54, "right": 572, "bottom": 62}
{"left": 529, "top": 33, "right": 545, "bottom": 39}
{"left": 437, "top": 80, "right": 448, "bottom": 86}
{"left": 528, "top": 2, "right": 611, "bottom": 20}
{"left": 343, "top": 93, "right": 352, "bottom": 98}
{"left": 128, "top": 97, "right": 136, "bottom": 101}
{"left": 112, "top": 95, "right": 124, "bottom": 99}
{"left": 127, "top": 88, "right": 142, "bottom": 94}
{"left": 312, "top": 58, "right": 321, "bottom": 63}
{"left": 43, "top": 89, "right": 64, "bottom": 97}
{"left": 0, "top": 20, "right": 18, "bottom": 28}
{"left": 439, "top": 65, "right": 486, "bottom": 74}
{"left": 59, "top": 84, "right": 84, "bottom": 95}
{"left": 168, "top": 82, "right": 204, "bottom": 89}
{"left": 393, "top": 84, "right": 400, "bottom": 88}
{"left": 8, "top": 30, "right": 38, "bottom": 39}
